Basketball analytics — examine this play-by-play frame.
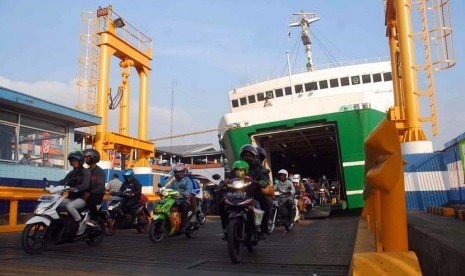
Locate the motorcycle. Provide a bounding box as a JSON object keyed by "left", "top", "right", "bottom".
{"left": 296, "top": 192, "right": 312, "bottom": 220}
{"left": 148, "top": 184, "right": 199, "bottom": 243}
{"left": 222, "top": 177, "right": 264, "bottom": 264}
{"left": 318, "top": 186, "right": 330, "bottom": 205}
{"left": 21, "top": 178, "right": 105, "bottom": 255}
{"left": 329, "top": 182, "right": 340, "bottom": 204}
{"left": 105, "top": 191, "right": 150, "bottom": 236}
{"left": 268, "top": 191, "right": 295, "bottom": 233}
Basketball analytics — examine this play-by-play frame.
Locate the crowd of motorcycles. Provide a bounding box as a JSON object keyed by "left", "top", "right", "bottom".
{"left": 21, "top": 175, "right": 340, "bottom": 264}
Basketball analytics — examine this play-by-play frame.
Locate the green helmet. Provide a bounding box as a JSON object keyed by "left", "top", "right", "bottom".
{"left": 232, "top": 160, "right": 249, "bottom": 174}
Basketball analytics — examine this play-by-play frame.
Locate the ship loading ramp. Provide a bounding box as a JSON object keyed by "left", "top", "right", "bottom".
{"left": 251, "top": 122, "right": 347, "bottom": 217}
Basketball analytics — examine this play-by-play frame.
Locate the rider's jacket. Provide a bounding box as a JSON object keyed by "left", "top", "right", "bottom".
{"left": 59, "top": 166, "right": 91, "bottom": 199}
{"left": 119, "top": 178, "right": 142, "bottom": 202}
{"left": 88, "top": 165, "right": 105, "bottom": 196}
{"left": 273, "top": 179, "right": 295, "bottom": 203}
{"left": 248, "top": 164, "right": 270, "bottom": 188}
{"left": 171, "top": 176, "right": 194, "bottom": 198}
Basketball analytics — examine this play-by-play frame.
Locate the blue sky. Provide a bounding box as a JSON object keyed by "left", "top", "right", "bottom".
{"left": 0, "top": 0, "right": 463, "bottom": 151}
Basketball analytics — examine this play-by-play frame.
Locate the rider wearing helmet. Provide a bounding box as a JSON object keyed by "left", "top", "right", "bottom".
{"left": 256, "top": 147, "right": 267, "bottom": 165}
{"left": 274, "top": 169, "right": 295, "bottom": 227}
{"left": 58, "top": 151, "right": 91, "bottom": 235}
{"left": 119, "top": 168, "right": 142, "bottom": 223}
{"left": 170, "top": 163, "right": 194, "bottom": 233}
{"left": 82, "top": 149, "right": 105, "bottom": 221}
{"left": 240, "top": 144, "right": 272, "bottom": 238}
{"left": 232, "top": 160, "right": 250, "bottom": 179}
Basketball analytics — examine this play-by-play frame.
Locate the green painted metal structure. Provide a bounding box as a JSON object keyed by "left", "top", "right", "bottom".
{"left": 221, "top": 109, "right": 386, "bottom": 209}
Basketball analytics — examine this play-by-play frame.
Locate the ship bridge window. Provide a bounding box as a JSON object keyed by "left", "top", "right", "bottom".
{"left": 232, "top": 99, "right": 239, "bottom": 108}
{"left": 305, "top": 82, "right": 318, "bottom": 91}
{"left": 373, "top": 73, "right": 382, "bottom": 82}
{"left": 330, "top": 78, "right": 339, "bottom": 88}
{"left": 351, "top": 76, "right": 361, "bottom": 85}
{"left": 266, "top": 91, "right": 274, "bottom": 98}
{"left": 319, "top": 80, "right": 328, "bottom": 89}
{"left": 248, "top": 95, "right": 256, "bottom": 103}
{"left": 295, "top": 84, "right": 304, "bottom": 93}
{"left": 284, "top": 87, "right": 292, "bottom": 96}
{"left": 340, "top": 77, "right": 350, "bottom": 86}
{"left": 240, "top": 97, "right": 247, "bottom": 106}
{"left": 383, "top": 72, "right": 392, "bottom": 81}
{"left": 257, "top": 92, "right": 265, "bottom": 101}
{"left": 275, "top": 88, "right": 283, "bottom": 97}
{"left": 362, "top": 74, "right": 371, "bottom": 83}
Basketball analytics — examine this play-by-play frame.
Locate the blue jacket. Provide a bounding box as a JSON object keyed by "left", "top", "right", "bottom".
{"left": 171, "top": 176, "right": 194, "bottom": 197}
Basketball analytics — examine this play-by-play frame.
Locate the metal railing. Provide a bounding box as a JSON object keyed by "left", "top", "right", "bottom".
{"left": 0, "top": 186, "right": 160, "bottom": 233}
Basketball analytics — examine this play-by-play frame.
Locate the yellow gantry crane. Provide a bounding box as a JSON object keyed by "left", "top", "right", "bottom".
{"left": 76, "top": 5, "right": 154, "bottom": 168}
{"left": 385, "top": 0, "right": 455, "bottom": 143}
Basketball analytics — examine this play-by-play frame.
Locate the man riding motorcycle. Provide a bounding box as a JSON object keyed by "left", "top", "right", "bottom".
{"left": 82, "top": 149, "right": 105, "bottom": 222}
{"left": 57, "top": 151, "right": 91, "bottom": 235}
{"left": 273, "top": 169, "right": 295, "bottom": 227}
{"left": 218, "top": 159, "right": 251, "bottom": 239}
{"left": 240, "top": 144, "right": 272, "bottom": 239}
{"left": 119, "top": 169, "right": 142, "bottom": 224}
{"left": 170, "top": 163, "right": 194, "bottom": 233}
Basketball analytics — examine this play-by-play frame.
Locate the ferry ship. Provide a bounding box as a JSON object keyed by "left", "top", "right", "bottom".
{"left": 218, "top": 11, "right": 394, "bottom": 211}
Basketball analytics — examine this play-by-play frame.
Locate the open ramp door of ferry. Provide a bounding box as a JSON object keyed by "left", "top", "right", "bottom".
{"left": 251, "top": 123, "right": 346, "bottom": 217}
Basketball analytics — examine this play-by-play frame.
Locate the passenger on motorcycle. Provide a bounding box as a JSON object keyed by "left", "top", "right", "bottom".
{"left": 273, "top": 169, "right": 295, "bottom": 226}
{"left": 82, "top": 149, "right": 105, "bottom": 222}
{"left": 119, "top": 169, "right": 142, "bottom": 224}
{"left": 218, "top": 159, "right": 251, "bottom": 238}
{"left": 170, "top": 163, "right": 194, "bottom": 233}
{"left": 58, "top": 151, "right": 91, "bottom": 235}
{"left": 241, "top": 144, "right": 272, "bottom": 239}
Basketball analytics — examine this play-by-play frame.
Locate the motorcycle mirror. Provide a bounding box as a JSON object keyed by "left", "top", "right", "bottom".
{"left": 157, "top": 183, "right": 162, "bottom": 188}
{"left": 212, "top": 174, "right": 221, "bottom": 180}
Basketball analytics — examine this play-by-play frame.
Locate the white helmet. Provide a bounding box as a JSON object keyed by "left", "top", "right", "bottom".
{"left": 292, "top": 174, "right": 300, "bottom": 182}
{"left": 277, "top": 169, "right": 288, "bottom": 178}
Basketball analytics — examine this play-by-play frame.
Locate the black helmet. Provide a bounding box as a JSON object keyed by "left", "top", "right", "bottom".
{"left": 83, "top": 148, "right": 100, "bottom": 164}
{"left": 239, "top": 144, "right": 258, "bottom": 158}
{"left": 67, "top": 151, "right": 84, "bottom": 166}
{"left": 123, "top": 169, "right": 134, "bottom": 182}
{"left": 173, "top": 163, "right": 187, "bottom": 173}
{"left": 256, "top": 147, "right": 266, "bottom": 162}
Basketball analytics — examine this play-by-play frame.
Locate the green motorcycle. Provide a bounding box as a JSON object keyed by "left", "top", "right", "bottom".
{"left": 148, "top": 185, "right": 199, "bottom": 243}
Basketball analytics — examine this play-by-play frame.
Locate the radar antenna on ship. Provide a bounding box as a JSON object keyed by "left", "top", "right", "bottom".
{"left": 289, "top": 11, "right": 319, "bottom": 72}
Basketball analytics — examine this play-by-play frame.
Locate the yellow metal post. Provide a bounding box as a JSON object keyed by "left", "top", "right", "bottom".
{"left": 364, "top": 119, "right": 408, "bottom": 251}
{"left": 9, "top": 200, "right": 18, "bottom": 226}
{"left": 393, "top": 0, "right": 427, "bottom": 142}
{"left": 138, "top": 66, "right": 149, "bottom": 141}
{"left": 95, "top": 43, "right": 116, "bottom": 161}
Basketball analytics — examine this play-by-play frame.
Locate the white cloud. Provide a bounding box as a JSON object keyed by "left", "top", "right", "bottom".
{"left": 0, "top": 76, "right": 78, "bottom": 109}
{"left": 0, "top": 75, "right": 218, "bottom": 147}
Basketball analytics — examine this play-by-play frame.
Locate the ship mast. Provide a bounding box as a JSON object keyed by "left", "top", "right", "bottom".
{"left": 290, "top": 11, "right": 320, "bottom": 72}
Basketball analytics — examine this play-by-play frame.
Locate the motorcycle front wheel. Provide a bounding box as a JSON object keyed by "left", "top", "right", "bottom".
{"left": 21, "top": 222, "right": 49, "bottom": 255}
{"left": 227, "top": 217, "right": 243, "bottom": 263}
{"left": 149, "top": 219, "right": 168, "bottom": 243}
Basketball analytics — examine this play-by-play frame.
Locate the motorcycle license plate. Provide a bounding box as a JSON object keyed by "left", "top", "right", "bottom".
{"left": 38, "top": 195, "right": 54, "bottom": 202}
{"left": 226, "top": 191, "right": 246, "bottom": 199}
